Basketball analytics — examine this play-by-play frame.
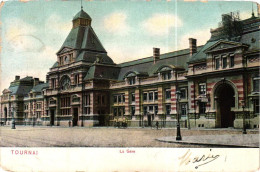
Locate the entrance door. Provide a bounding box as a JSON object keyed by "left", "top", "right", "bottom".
{"left": 216, "top": 83, "right": 235, "bottom": 128}
{"left": 148, "top": 115, "right": 151, "bottom": 126}
{"left": 73, "top": 108, "right": 78, "bottom": 126}
{"left": 50, "top": 109, "right": 55, "bottom": 126}
{"left": 4, "top": 107, "right": 7, "bottom": 124}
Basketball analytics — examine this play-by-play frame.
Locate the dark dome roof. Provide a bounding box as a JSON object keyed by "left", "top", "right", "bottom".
{"left": 73, "top": 9, "right": 92, "bottom": 21}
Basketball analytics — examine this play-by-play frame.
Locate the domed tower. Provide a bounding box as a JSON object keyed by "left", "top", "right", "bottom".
{"left": 46, "top": 8, "right": 119, "bottom": 127}
{"left": 72, "top": 9, "right": 92, "bottom": 28}
{"left": 53, "top": 8, "right": 114, "bottom": 67}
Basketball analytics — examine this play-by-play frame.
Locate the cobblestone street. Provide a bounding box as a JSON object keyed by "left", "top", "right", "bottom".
{"left": 0, "top": 126, "right": 258, "bottom": 147}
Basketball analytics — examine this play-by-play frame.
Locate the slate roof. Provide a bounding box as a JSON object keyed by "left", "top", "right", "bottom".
{"left": 73, "top": 9, "right": 92, "bottom": 21}
{"left": 189, "top": 17, "right": 260, "bottom": 64}
{"left": 116, "top": 48, "right": 201, "bottom": 81}
{"left": 84, "top": 64, "right": 120, "bottom": 80}
{"left": 9, "top": 85, "right": 33, "bottom": 96}
{"left": 77, "top": 51, "right": 114, "bottom": 64}
{"left": 188, "top": 41, "right": 218, "bottom": 63}
{"left": 56, "top": 25, "right": 114, "bottom": 65}
{"left": 31, "top": 83, "right": 49, "bottom": 93}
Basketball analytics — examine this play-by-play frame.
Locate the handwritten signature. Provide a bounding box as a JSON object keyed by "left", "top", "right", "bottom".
{"left": 179, "top": 149, "right": 220, "bottom": 169}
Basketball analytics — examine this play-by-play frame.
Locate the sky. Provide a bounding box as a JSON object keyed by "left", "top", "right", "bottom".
{"left": 0, "top": 0, "right": 257, "bottom": 92}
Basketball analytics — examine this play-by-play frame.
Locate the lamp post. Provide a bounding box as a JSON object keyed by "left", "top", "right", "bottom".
{"left": 241, "top": 100, "right": 247, "bottom": 134}
{"left": 11, "top": 106, "right": 16, "bottom": 129}
{"left": 176, "top": 90, "right": 182, "bottom": 141}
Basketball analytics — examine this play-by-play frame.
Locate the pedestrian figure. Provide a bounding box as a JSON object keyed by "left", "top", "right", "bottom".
{"left": 156, "top": 121, "right": 159, "bottom": 130}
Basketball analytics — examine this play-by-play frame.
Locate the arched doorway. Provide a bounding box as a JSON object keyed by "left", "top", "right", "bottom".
{"left": 215, "top": 83, "right": 235, "bottom": 128}
{"left": 4, "top": 107, "right": 7, "bottom": 124}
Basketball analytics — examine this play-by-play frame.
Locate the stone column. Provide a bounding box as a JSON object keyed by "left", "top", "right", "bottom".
{"left": 124, "top": 91, "right": 130, "bottom": 116}
{"left": 157, "top": 86, "right": 163, "bottom": 115}
{"left": 170, "top": 84, "right": 177, "bottom": 115}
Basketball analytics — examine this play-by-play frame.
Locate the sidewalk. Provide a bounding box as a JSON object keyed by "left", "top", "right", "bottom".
{"left": 157, "top": 134, "right": 259, "bottom": 148}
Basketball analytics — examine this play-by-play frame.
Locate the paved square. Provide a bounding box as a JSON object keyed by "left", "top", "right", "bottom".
{"left": 0, "top": 126, "right": 258, "bottom": 147}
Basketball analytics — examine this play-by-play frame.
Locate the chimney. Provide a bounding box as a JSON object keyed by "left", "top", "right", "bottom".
{"left": 34, "top": 78, "right": 39, "bottom": 86}
{"left": 153, "top": 48, "right": 160, "bottom": 64}
{"left": 15, "top": 76, "right": 20, "bottom": 80}
{"left": 189, "top": 38, "right": 197, "bottom": 56}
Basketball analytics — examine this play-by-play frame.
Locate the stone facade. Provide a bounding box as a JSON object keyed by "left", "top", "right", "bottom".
{"left": 1, "top": 10, "right": 259, "bottom": 129}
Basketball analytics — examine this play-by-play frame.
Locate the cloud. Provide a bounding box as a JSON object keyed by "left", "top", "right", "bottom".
{"left": 103, "top": 12, "right": 130, "bottom": 36}
{"left": 45, "top": 13, "right": 71, "bottom": 37}
{"left": 142, "top": 13, "right": 182, "bottom": 36}
{"left": 240, "top": 11, "right": 252, "bottom": 20}
{"left": 106, "top": 43, "right": 169, "bottom": 64}
{"left": 4, "top": 18, "right": 44, "bottom": 52}
{"left": 178, "top": 29, "right": 211, "bottom": 50}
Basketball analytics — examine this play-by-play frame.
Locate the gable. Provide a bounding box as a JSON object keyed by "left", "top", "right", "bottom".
{"left": 204, "top": 41, "right": 242, "bottom": 53}
{"left": 57, "top": 47, "right": 73, "bottom": 55}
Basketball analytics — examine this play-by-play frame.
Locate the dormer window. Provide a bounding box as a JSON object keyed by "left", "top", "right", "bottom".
{"left": 215, "top": 57, "right": 220, "bottom": 69}
{"left": 158, "top": 66, "right": 172, "bottom": 80}
{"left": 129, "top": 77, "right": 136, "bottom": 85}
{"left": 230, "top": 54, "right": 234, "bottom": 67}
{"left": 162, "top": 72, "right": 172, "bottom": 80}
{"left": 222, "top": 56, "right": 227, "bottom": 69}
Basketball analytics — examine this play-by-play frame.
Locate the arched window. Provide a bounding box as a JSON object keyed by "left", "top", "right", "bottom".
{"left": 159, "top": 66, "right": 172, "bottom": 80}
{"left": 60, "top": 75, "right": 71, "bottom": 90}
{"left": 125, "top": 72, "right": 136, "bottom": 85}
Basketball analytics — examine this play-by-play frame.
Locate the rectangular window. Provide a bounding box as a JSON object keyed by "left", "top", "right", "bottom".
{"left": 85, "top": 107, "right": 90, "bottom": 114}
{"left": 85, "top": 95, "right": 90, "bottom": 105}
{"left": 118, "top": 108, "right": 122, "bottom": 116}
{"left": 199, "top": 102, "right": 206, "bottom": 114}
{"left": 166, "top": 104, "right": 171, "bottom": 115}
{"left": 143, "top": 93, "right": 147, "bottom": 101}
{"left": 143, "top": 106, "right": 147, "bottom": 115}
{"left": 122, "top": 107, "right": 125, "bottom": 115}
{"left": 131, "top": 93, "right": 135, "bottom": 102}
{"left": 154, "top": 91, "right": 158, "bottom": 100}
{"left": 149, "top": 92, "right": 153, "bottom": 101}
{"left": 253, "top": 77, "right": 260, "bottom": 92}
{"left": 113, "top": 96, "right": 117, "bottom": 103}
{"left": 155, "top": 105, "right": 158, "bottom": 115}
{"left": 122, "top": 94, "right": 125, "bottom": 102}
{"left": 180, "top": 89, "right": 186, "bottom": 99}
{"left": 113, "top": 108, "right": 117, "bottom": 116}
{"left": 230, "top": 55, "right": 234, "bottom": 67}
{"left": 148, "top": 106, "right": 153, "bottom": 113}
{"left": 131, "top": 106, "right": 135, "bottom": 115}
{"left": 223, "top": 57, "right": 227, "bottom": 68}
{"left": 215, "top": 58, "right": 220, "bottom": 69}
{"left": 118, "top": 95, "right": 122, "bottom": 103}
{"left": 181, "top": 104, "right": 187, "bottom": 116}
{"left": 199, "top": 83, "right": 206, "bottom": 95}
{"left": 51, "top": 78, "right": 55, "bottom": 89}
{"left": 165, "top": 89, "right": 171, "bottom": 100}
{"left": 254, "top": 99, "right": 259, "bottom": 114}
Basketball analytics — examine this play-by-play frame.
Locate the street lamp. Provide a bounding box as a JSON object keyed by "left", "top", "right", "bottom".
{"left": 11, "top": 106, "right": 16, "bottom": 129}
{"left": 176, "top": 90, "right": 182, "bottom": 141}
{"left": 241, "top": 100, "right": 247, "bottom": 134}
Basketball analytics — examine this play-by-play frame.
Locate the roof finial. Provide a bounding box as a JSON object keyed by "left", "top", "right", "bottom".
{"left": 81, "top": 0, "right": 83, "bottom": 10}
{"left": 252, "top": 2, "right": 255, "bottom": 17}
